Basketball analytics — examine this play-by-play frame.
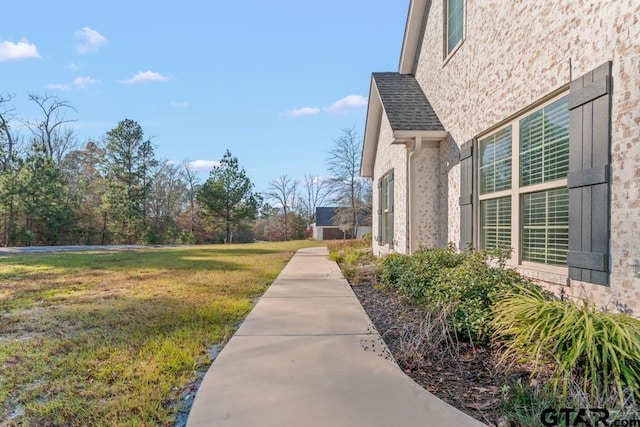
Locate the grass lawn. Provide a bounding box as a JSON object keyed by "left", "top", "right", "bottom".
{"left": 0, "top": 241, "right": 322, "bottom": 426}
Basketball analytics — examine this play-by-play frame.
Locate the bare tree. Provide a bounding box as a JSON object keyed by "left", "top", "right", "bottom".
{"left": 25, "top": 94, "right": 77, "bottom": 163}
{"left": 0, "top": 94, "right": 20, "bottom": 171}
{"left": 327, "top": 127, "right": 370, "bottom": 238}
{"left": 299, "top": 174, "right": 332, "bottom": 225}
{"left": 181, "top": 159, "right": 201, "bottom": 234}
{"left": 267, "top": 174, "right": 298, "bottom": 241}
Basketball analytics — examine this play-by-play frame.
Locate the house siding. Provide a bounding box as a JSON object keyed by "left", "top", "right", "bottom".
{"left": 412, "top": 0, "right": 640, "bottom": 312}
{"left": 410, "top": 141, "right": 445, "bottom": 250}
{"left": 372, "top": 113, "right": 408, "bottom": 255}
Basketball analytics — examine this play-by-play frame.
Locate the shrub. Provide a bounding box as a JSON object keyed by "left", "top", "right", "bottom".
{"left": 383, "top": 244, "right": 465, "bottom": 303}
{"left": 378, "top": 252, "right": 411, "bottom": 287}
{"left": 378, "top": 245, "right": 539, "bottom": 344}
{"left": 327, "top": 238, "right": 376, "bottom": 284}
{"left": 493, "top": 286, "right": 640, "bottom": 405}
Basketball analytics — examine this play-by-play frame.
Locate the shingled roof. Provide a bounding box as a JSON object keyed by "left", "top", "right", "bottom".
{"left": 372, "top": 72, "right": 444, "bottom": 131}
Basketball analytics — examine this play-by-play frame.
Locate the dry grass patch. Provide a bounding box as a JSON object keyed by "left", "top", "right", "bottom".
{"left": 0, "top": 241, "right": 321, "bottom": 426}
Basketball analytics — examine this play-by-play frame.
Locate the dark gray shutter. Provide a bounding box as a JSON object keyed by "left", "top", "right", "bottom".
{"left": 567, "top": 61, "right": 612, "bottom": 285}
{"left": 459, "top": 139, "right": 476, "bottom": 250}
{"left": 377, "top": 178, "right": 383, "bottom": 244}
{"left": 388, "top": 170, "right": 394, "bottom": 250}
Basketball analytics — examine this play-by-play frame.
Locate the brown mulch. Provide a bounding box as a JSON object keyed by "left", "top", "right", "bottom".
{"left": 351, "top": 280, "right": 522, "bottom": 427}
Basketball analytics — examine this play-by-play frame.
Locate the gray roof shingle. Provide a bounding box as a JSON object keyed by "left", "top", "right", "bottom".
{"left": 315, "top": 207, "right": 372, "bottom": 227}
{"left": 372, "top": 72, "right": 444, "bottom": 132}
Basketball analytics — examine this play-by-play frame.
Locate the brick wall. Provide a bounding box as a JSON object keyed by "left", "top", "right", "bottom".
{"left": 411, "top": 0, "right": 640, "bottom": 312}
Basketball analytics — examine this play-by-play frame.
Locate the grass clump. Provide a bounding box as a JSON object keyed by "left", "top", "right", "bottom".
{"left": 493, "top": 286, "right": 640, "bottom": 406}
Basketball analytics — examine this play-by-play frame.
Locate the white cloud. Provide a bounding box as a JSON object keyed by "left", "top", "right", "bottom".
{"left": 47, "top": 76, "right": 99, "bottom": 92}
{"left": 285, "top": 95, "right": 367, "bottom": 118}
{"left": 169, "top": 101, "right": 189, "bottom": 109}
{"left": 188, "top": 160, "right": 220, "bottom": 171}
{"left": 73, "top": 76, "right": 99, "bottom": 89}
{"left": 66, "top": 62, "right": 81, "bottom": 70}
{"left": 167, "top": 159, "right": 220, "bottom": 172}
{"left": 322, "top": 95, "right": 368, "bottom": 114}
{"left": 0, "top": 38, "right": 40, "bottom": 62}
{"left": 74, "top": 27, "right": 107, "bottom": 54}
{"left": 286, "top": 107, "right": 321, "bottom": 118}
{"left": 47, "top": 83, "right": 72, "bottom": 92}
{"left": 120, "top": 70, "right": 169, "bottom": 84}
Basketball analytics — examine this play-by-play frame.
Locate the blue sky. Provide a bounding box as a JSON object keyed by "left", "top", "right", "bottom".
{"left": 1, "top": 0, "right": 409, "bottom": 193}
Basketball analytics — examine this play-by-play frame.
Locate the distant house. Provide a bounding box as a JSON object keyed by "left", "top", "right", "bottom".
{"left": 361, "top": 0, "right": 640, "bottom": 313}
{"left": 311, "top": 207, "right": 372, "bottom": 241}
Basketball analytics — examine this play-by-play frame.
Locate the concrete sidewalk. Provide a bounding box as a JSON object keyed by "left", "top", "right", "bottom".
{"left": 187, "top": 247, "right": 485, "bottom": 427}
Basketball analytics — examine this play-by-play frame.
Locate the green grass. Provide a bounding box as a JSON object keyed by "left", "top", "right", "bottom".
{"left": 0, "top": 241, "right": 322, "bottom": 426}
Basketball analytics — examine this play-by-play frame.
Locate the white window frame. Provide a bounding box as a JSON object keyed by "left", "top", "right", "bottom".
{"left": 477, "top": 92, "right": 569, "bottom": 275}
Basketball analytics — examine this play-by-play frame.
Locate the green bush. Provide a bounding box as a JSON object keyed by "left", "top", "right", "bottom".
{"left": 381, "top": 244, "right": 465, "bottom": 303}
{"left": 378, "top": 245, "right": 538, "bottom": 344}
{"left": 328, "top": 239, "right": 375, "bottom": 284}
{"left": 378, "top": 252, "right": 411, "bottom": 287}
{"left": 493, "top": 286, "right": 640, "bottom": 405}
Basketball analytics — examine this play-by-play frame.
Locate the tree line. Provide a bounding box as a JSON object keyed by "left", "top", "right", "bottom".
{"left": 0, "top": 94, "right": 371, "bottom": 246}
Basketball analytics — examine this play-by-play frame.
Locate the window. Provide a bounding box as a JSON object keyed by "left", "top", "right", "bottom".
{"left": 445, "top": 0, "right": 464, "bottom": 56}
{"left": 478, "top": 95, "right": 569, "bottom": 267}
{"left": 377, "top": 170, "right": 394, "bottom": 248}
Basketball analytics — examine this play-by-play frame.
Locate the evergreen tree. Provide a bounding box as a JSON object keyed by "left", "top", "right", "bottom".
{"left": 197, "top": 150, "right": 261, "bottom": 243}
{"left": 102, "top": 119, "right": 157, "bottom": 244}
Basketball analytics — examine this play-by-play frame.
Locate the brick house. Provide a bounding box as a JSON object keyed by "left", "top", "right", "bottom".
{"left": 360, "top": 0, "right": 640, "bottom": 313}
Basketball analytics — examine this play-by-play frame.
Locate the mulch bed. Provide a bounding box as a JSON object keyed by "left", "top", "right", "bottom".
{"left": 351, "top": 280, "right": 521, "bottom": 426}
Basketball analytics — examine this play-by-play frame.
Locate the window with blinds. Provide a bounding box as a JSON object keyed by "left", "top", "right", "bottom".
{"left": 480, "top": 127, "right": 512, "bottom": 194}
{"left": 522, "top": 188, "right": 569, "bottom": 265}
{"left": 481, "top": 197, "right": 511, "bottom": 250}
{"left": 477, "top": 94, "right": 569, "bottom": 269}
{"left": 520, "top": 97, "right": 570, "bottom": 187}
{"left": 446, "top": 0, "right": 464, "bottom": 55}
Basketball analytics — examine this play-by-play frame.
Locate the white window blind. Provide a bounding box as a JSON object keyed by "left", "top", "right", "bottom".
{"left": 481, "top": 196, "right": 511, "bottom": 250}
{"left": 480, "top": 126, "right": 512, "bottom": 194}
{"left": 520, "top": 97, "right": 570, "bottom": 187}
{"left": 522, "top": 188, "right": 569, "bottom": 265}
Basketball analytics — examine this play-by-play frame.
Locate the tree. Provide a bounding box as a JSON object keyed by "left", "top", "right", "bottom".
{"left": 60, "top": 141, "right": 106, "bottom": 244}
{"left": 0, "top": 95, "right": 23, "bottom": 246}
{"left": 197, "top": 150, "right": 261, "bottom": 243}
{"left": 180, "top": 159, "right": 201, "bottom": 236}
{"left": 14, "top": 141, "right": 74, "bottom": 245}
{"left": 267, "top": 174, "right": 298, "bottom": 241}
{"left": 299, "top": 174, "right": 331, "bottom": 225}
{"left": 102, "top": 119, "right": 158, "bottom": 244}
{"left": 147, "top": 161, "right": 186, "bottom": 243}
{"left": 327, "top": 128, "right": 370, "bottom": 237}
{"left": 24, "top": 94, "right": 77, "bottom": 164}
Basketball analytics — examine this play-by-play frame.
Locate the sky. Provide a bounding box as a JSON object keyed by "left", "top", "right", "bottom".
{"left": 1, "top": 0, "right": 410, "bottom": 194}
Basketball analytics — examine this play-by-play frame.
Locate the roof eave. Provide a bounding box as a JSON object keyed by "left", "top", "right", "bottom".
{"left": 391, "top": 130, "right": 448, "bottom": 144}
{"left": 398, "top": 0, "right": 429, "bottom": 74}
{"left": 360, "top": 77, "right": 383, "bottom": 178}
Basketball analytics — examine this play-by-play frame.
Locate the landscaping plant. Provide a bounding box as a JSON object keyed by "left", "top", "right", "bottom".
{"left": 493, "top": 285, "right": 640, "bottom": 406}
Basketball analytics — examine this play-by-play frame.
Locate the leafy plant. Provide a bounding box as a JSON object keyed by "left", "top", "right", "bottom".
{"left": 378, "top": 246, "right": 537, "bottom": 343}
{"left": 493, "top": 286, "right": 640, "bottom": 405}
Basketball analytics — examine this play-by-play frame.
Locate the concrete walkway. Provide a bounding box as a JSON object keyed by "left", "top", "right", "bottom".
{"left": 187, "top": 247, "right": 485, "bottom": 427}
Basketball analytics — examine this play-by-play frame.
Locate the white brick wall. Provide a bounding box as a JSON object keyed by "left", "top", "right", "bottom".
{"left": 407, "top": 0, "right": 640, "bottom": 313}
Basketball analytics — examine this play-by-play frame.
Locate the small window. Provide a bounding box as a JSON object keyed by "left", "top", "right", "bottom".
{"left": 382, "top": 173, "right": 394, "bottom": 246}
{"left": 445, "top": 0, "right": 465, "bottom": 56}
